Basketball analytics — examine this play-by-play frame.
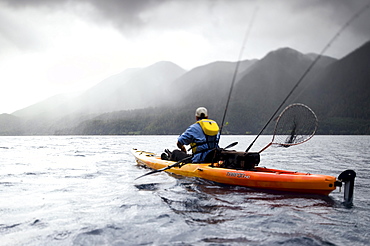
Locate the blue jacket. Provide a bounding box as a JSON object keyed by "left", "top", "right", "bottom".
{"left": 178, "top": 121, "right": 219, "bottom": 163}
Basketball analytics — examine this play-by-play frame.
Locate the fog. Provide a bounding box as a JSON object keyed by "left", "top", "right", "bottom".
{"left": 0, "top": 0, "right": 369, "bottom": 114}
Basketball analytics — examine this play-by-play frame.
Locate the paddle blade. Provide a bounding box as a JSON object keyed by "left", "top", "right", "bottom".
{"left": 135, "top": 169, "right": 161, "bottom": 180}
{"left": 135, "top": 164, "right": 176, "bottom": 180}
{"left": 224, "top": 141, "right": 238, "bottom": 149}
{"left": 135, "top": 155, "right": 193, "bottom": 180}
{"left": 273, "top": 103, "right": 318, "bottom": 147}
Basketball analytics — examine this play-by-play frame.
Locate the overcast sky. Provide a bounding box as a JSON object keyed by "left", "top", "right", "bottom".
{"left": 0, "top": 0, "right": 369, "bottom": 114}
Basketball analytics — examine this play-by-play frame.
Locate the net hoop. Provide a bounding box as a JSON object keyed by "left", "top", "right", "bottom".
{"left": 271, "top": 103, "right": 318, "bottom": 147}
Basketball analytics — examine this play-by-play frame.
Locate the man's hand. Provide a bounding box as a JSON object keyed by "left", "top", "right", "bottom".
{"left": 177, "top": 141, "right": 187, "bottom": 153}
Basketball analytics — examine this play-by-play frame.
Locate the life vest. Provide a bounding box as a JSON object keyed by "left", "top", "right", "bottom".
{"left": 190, "top": 119, "right": 219, "bottom": 154}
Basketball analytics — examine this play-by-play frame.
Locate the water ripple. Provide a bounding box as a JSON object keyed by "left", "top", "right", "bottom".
{"left": 0, "top": 135, "right": 369, "bottom": 245}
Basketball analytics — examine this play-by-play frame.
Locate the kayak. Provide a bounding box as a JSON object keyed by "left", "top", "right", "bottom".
{"left": 131, "top": 105, "right": 356, "bottom": 205}
{"left": 132, "top": 148, "right": 340, "bottom": 196}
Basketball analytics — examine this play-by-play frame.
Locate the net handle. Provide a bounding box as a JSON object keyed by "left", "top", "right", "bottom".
{"left": 258, "top": 142, "right": 272, "bottom": 153}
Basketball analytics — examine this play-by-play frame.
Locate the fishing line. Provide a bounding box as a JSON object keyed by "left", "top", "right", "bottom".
{"left": 219, "top": 7, "right": 258, "bottom": 136}
{"left": 245, "top": 4, "right": 370, "bottom": 152}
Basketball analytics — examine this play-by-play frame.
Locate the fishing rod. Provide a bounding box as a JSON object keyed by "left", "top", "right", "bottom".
{"left": 245, "top": 4, "right": 370, "bottom": 152}
{"left": 135, "top": 12, "right": 259, "bottom": 180}
{"left": 219, "top": 8, "right": 258, "bottom": 136}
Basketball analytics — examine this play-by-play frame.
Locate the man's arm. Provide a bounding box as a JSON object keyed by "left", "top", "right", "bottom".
{"left": 177, "top": 141, "right": 187, "bottom": 153}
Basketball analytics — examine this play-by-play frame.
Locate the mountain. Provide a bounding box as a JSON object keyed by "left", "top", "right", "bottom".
{"left": 223, "top": 48, "right": 336, "bottom": 132}
{"left": 4, "top": 42, "right": 370, "bottom": 135}
{"left": 299, "top": 41, "right": 370, "bottom": 134}
{"left": 168, "top": 59, "right": 257, "bottom": 109}
{"left": 0, "top": 114, "right": 23, "bottom": 135}
{"left": 162, "top": 47, "right": 337, "bottom": 134}
{"left": 306, "top": 41, "right": 370, "bottom": 118}
{"left": 12, "top": 93, "right": 81, "bottom": 119}
{"left": 70, "top": 61, "right": 186, "bottom": 115}
{"left": 13, "top": 61, "right": 186, "bottom": 119}
{"left": 62, "top": 48, "right": 342, "bottom": 135}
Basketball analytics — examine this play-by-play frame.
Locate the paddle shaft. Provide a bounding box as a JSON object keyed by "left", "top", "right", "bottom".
{"left": 135, "top": 155, "right": 193, "bottom": 180}
{"left": 135, "top": 142, "right": 238, "bottom": 180}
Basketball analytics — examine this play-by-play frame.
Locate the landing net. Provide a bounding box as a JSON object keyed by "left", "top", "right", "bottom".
{"left": 272, "top": 103, "right": 318, "bottom": 147}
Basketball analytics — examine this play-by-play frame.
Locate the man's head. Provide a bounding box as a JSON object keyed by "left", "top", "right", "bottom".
{"left": 195, "top": 107, "right": 208, "bottom": 120}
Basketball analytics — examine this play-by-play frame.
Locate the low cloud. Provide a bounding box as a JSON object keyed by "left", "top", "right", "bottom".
{"left": 0, "top": 0, "right": 170, "bottom": 32}
{"left": 0, "top": 8, "right": 45, "bottom": 52}
{"left": 2, "top": 0, "right": 369, "bottom": 39}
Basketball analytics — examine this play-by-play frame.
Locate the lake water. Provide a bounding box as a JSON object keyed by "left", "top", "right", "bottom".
{"left": 1, "top": 135, "right": 369, "bottom": 245}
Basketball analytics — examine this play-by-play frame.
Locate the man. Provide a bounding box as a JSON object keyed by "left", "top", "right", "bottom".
{"left": 167, "top": 107, "right": 220, "bottom": 163}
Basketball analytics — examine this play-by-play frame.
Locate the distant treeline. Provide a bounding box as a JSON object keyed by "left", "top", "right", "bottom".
{"left": 53, "top": 107, "right": 370, "bottom": 135}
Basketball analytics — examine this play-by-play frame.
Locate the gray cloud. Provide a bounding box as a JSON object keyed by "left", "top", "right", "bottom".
{"left": 0, "top": 1, "right": 253, "bottom": 31}
{"left": 0, "top": 0, "right": 369, "bottom": 56}
{"left": 0, "top": 0, "right": 170, "bottom": 31}
{"left": 289, "top": 0, "right": 370, "bottom": 36}
{"left": 0, "top": 8, "right": 44, "bottom": 52}
{"left": 2, "top": 0, "right": 369, "bottom": 36}
{"left": 83, "top": 0, "right": 169, "bottom": 28}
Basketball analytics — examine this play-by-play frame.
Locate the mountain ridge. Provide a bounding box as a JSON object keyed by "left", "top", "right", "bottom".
{"left": 3, "top": 42, "right": 370, "bottom": 135}
{"left": 13, "top": 61, "right": 186, "bottom": 119}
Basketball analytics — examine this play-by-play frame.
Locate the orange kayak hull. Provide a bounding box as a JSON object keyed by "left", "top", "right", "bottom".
{"left": 132, "top": 149, "right": 337, "bottom": 195}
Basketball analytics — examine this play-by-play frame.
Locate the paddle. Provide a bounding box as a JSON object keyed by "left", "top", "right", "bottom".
{"left": 218, "top": 141, "right": 238, "bottom": 152}
{"left": 258, "top": 103, "right": 318, "bottom": 153}
{"left": 135, "top": 141, "right": 238, "bottom": 180}
{"left": 135, "top": 155, "right": 193, "bottom": 180}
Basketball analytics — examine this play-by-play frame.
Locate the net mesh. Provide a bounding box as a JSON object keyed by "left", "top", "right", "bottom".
{"left": 273, "top": 104, "right": 317, "bottom": 146}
